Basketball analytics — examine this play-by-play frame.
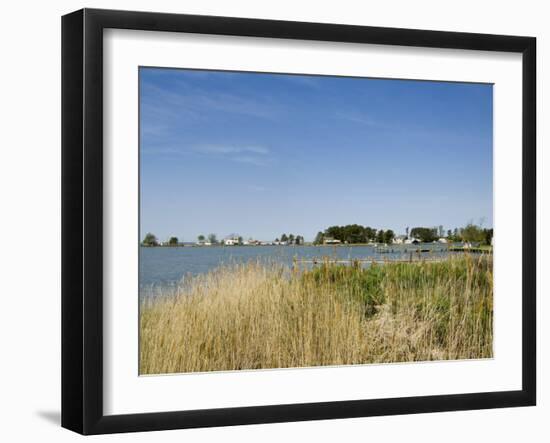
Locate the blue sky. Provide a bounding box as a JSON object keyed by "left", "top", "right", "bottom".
{"left": 140, "top": 68, "right": 493, "bottom": 242}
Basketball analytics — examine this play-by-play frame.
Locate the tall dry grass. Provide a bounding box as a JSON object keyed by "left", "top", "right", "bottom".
{"left": 140, "top": 255, "right": 492, "bottom": 374}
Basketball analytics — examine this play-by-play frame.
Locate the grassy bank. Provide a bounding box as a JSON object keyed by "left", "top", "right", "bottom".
{"left": 140, "top": 255, "right": 493, "bottom": 374}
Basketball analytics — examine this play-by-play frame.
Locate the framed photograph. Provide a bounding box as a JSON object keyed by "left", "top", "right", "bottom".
{"left": 61, "top": 8, "right": 536, "bottom": 435}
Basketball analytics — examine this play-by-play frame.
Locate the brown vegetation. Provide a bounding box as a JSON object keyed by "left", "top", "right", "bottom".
{"left": 140, "top": 255, "right": 493, "bottom": 374}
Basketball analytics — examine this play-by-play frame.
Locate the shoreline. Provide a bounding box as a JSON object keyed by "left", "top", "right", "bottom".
{"left": 140, "top": 243, "right": 492, "bottom": 249}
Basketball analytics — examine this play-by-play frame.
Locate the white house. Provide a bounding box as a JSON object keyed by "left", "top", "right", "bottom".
{"left": 438, "top": 237, "right": 448, "bottom": 243}
{"left": 323, "top": 237, "right": 341, "bottom": 245}
{"left": 393, "top": 235, "right": 407, "bottom": 244}
{"left": 404, "top": 237, "right": 420, "bottom": 244}
{"left": 223, "top": 235, "right": 241, "bottom": 246}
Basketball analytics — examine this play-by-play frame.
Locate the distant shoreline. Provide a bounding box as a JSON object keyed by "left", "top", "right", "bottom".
{"left": 139, "top": 243, "right": 493, "bottom": 253}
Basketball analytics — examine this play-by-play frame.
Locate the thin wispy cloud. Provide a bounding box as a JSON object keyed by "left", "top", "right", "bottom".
{"left": 141, "top": 146, "right": 187, "bottom": 155}
{"left": 233, "top": 156, "right": 272, "bottom": 166}
{"left": 141, "top": 81, "right": 280, "bottom": 120}
{"left": 336, "top": 111, "right": 379, "bottom": 127}
{"left": 193, "top": 144, "right": 273, "bottom": 166}
{"left": 141, "top": 144, "right": 273, "bottom": 167}
{"left": 141, "top": 122, "right": 172, "bottom": 137}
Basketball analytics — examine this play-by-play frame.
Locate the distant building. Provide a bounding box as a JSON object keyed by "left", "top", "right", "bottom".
{"left": 393, "top": 235, "right": 407, "bottom": 244}
{"left": 404, "top": 238, "right": 420, "bottom": 244}
{"left": 323, "top": 237, "right": 341, "bottom": 245}
{"left": 223, "top": 235, "right": 241, "bottom": 246}
{"left": 438, "top": 237, "right": 448, "bottom": 243}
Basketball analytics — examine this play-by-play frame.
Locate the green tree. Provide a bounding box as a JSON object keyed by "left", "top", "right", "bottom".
{"left": 461, "top": 223, "right": 485, "bottom": 243}
{"left": 365, "top": 227, "right": 376, "bottom": 242}
{"left": 238, "top": 236, "right": 243, "bottom": 245}
{"left": 207, "top": 233, "right": 218, "bottom": 244}
{"left": 313, "top": 232, "right": 324, "bottom": 245}
{"left": 168, "top": 236, "right": 178, "bottom": 246}
{"left": 314, "top": 225, "right": 408, "bottom": 244}
{"left": 410, "top": 227, "right": 438, "bottom": 243}
{"left": 384, "top": 229, "right": 395, "bottom": 244}
{"left": 342, "top": 224, "right": 366, "bottom": 243}
{"left": 281, "top": 233, "right": 288, "bottom": 243}
{"left": 142, "top": 232, "right": 158, "bottom": 247}
{"left": 288, "top": 234, "right": 295, "bottom": 244}
{"left": 197, "top": 234, "right": 205, "bottom": 242}
{"left": 325, "top": 226, "right": 343, "bottom": 242}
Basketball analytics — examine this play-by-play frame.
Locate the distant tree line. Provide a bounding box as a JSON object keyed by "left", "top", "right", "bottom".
{"left": 142, "top": 223, "right": 493, "bottom": 247}
{"left": 410, "top": 224, "right": 493, "bottom": 245}
{"left": 141, "top": 233, "right": 180, "bottom": 246}
{"left": 312, "top": 223, "right": 493, "bottom": 246}
{"left": 313, "top": 224, "right": 395, "bottom": 245}
{"left": 275, "top": 233, "right": 304, "bottom": 245}
{"left": 142, "top": 232, "right": 307, "bottom": 246}
{"left": 446, "top": 224, "right": 493, "bottom": 245}
{"left": 195, "top": 234, "right": 219, "bottom": 244}
{"left": 410, "top": 227, "right": 439, "bottom": 243}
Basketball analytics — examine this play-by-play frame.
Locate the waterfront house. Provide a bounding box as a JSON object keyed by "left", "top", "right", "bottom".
{"left": 223, "top": 235, "right": 241, "bottom": 246}
{"left": 323, "top": 237, "right": 342, "bottom": 245}
{"left": 393, "top": 235, "right": 407, "bottom": 244}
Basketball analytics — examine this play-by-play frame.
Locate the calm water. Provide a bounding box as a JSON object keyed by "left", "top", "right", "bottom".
{"left": 140, "top": 244, "right": 455, "bottom": 295}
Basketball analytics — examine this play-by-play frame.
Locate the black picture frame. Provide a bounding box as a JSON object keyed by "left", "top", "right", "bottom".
{"left": 62, "top": 8, "right": 536, "bottom": 435}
